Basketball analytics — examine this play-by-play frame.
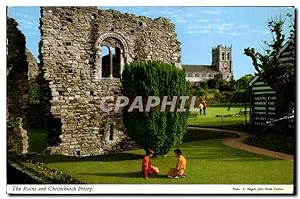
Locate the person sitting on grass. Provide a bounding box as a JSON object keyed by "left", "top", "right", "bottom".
{"left": 167, "top": 148, "right": 186, "bottom": 178}
{"left": 142, "top": 148, "right": 159, "bottom": 179}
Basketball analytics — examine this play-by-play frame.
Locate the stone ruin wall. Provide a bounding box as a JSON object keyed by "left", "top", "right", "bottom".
{"left": 26, "top": 49, "right": 40, "bottom": 83}
{"left": 7, "top": 17, "right": 29, "bottom": 154}
{"left": 40, "top": 6, "right": 181, "bottom": 156}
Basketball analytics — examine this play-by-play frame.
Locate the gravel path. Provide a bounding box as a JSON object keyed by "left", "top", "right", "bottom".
{"left": 188, "top": 127, "right": 294, "bottom": 161}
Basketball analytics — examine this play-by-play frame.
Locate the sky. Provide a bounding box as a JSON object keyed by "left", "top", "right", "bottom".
{"left": 7, "top": 6, "right": 294, "bottom": 79}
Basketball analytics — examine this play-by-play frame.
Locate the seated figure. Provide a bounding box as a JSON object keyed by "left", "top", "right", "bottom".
{"left": 142, "top": 149, "right": 159, "bottom": 179}
{"left": 167, "top": 148, "right": 187, "bottom": 178}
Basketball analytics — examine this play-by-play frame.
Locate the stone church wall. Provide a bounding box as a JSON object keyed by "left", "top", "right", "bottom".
{"left": 39, "top": 6, "right": 181, "bottom": 156}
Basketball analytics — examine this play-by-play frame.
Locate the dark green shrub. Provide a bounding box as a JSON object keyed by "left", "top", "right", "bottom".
{"left": 232, "top": 89, "right": 250, "bottom": 103}
{"left": 121, "top": 61, "right": 190, "bottom": 155}
{"left": 221, "top": 91, "right": 234, "bottom": 102}
{"left": 207, "top": 79, "right": 221, "bottom": 89}
{"left": 190, "top": 86, "right": 207, "bottom": 105}
{"left": 214, "top": 91, "right": 221, "bottom": 101}
{"left": 198, "top": 81, "right": 208, "bottom": 90}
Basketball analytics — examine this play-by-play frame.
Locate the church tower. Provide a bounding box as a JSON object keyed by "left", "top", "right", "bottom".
{"left": 212, "top": 45, "right": 233, "bottom": 81}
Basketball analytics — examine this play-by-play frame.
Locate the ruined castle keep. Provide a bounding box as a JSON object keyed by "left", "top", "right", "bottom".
{"left": 7, "top": 18, "right": 29, "bottom": 154}
{"left": 40, "top": 7, "right": 181, "bottom": 156}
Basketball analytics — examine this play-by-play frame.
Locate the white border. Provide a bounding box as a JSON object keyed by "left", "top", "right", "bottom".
{"left": 7, "top": 184, "right": 294, "bottom": 194}
{"left": 2, "top": 0, "right": 298, "bottom": 6}
{"left": 2, "top": 0, "right": 298, "bottom": 198}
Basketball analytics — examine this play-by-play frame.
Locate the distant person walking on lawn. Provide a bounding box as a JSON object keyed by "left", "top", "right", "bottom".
{"left": 142, "top": 149, "right": 159, "bottom": 179}
{"left": 203, "top": 101, "right": 208, "bottom": 115}
{"left": 199, "top": 103, "right": 204, "bottom": 115}
{"left": 167, "top": 149, "right": 187, "bottom": 178}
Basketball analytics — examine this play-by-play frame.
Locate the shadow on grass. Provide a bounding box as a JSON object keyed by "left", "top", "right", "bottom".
{"left": 32, "top": 152, "right": 144, "bottom": 164}
{"left": 77, "top": 172, "right": 168, "bottom": 179}
{"left": 187, "top": 157, "right": 274, "bottom": 161}
{"left": 183, "top": 129, "right": 239, "bottom": 143}
{"left": 78, "top": 171, "right": 142, "bottom": 178}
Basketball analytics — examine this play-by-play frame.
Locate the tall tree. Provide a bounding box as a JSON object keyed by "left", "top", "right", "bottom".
{"left": 236, "top": 74, "right": 254, "bottom": 90}
{"left": 244, "top": 13, "right": 295, "bottom": 119}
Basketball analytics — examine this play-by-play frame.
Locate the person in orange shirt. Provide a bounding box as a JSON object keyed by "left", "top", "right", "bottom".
{"left": 142, "top": 149, "right": 159, "bottom": 179}
{"left": 167, "top": 148, "right": 187, "bottom": 178}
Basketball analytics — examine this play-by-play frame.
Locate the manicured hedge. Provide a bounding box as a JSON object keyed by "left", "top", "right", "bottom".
{"left": 122, "top": 61, "right": 190, "bottom": 155}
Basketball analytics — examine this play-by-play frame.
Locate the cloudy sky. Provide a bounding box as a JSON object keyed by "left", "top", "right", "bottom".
{"left": 7, "top": 6, "right": 294, "bottom": 79}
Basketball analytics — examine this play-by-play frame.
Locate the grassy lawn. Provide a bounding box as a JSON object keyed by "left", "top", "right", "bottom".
{"left": 188, "top": 107, "right": 250, "bottom": 127}
{"left": 31, "top": 129, "right": 293, "bottom": 184}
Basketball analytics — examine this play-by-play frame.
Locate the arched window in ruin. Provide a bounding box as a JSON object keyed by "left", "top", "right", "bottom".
{"left": 101, "top": 46, "right": 110, "bottom": 78}
{"left": 100, "top": 46, "right": 121, "bottom": 78}
{"left": 98, "top": 38, "right": 122, "bottom": 78}
{"left": 94, "top": 33, "right": 129, "bottom": 80}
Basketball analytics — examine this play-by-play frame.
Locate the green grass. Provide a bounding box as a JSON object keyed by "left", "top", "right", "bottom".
{"left": 31, "top": 130, "right": 293, "bottom": 184}
{"left": 28, "top": 128, "right": 48, "bottom": 153}
{"left": 188, "top": 107, "right": 250, "bottom": 127}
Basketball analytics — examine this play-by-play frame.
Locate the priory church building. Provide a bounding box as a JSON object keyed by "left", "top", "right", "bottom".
{"left": 182, "top": 45, "right": 233, "bottom": 83}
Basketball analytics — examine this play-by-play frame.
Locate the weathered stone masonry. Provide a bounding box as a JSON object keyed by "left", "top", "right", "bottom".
{"left": 26, "top": 49, "right": 40, "bottom": 83}
{"left": 7, "top": 17, "right": 29, "bottom": 154}
{"left": 40, "top": 7, "right": 181, "bottom": 156}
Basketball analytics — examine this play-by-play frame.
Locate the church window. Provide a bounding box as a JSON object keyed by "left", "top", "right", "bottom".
{"left": 222, "top": 52, "right": 225, "bottom": 60}
{"left": 227, "top": 52, "right": 230, "bottom": 60}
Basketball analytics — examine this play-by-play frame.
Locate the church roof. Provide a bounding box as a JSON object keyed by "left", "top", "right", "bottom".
{"left": 182, "top": 64, "right": 218, "bottom": 73}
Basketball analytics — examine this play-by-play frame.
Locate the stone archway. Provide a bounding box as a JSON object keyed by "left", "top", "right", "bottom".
{"left": 93, "top": 32, "right": 130, "bottom": 80}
